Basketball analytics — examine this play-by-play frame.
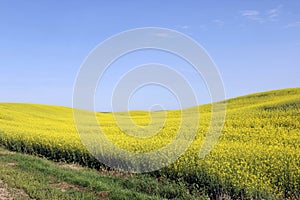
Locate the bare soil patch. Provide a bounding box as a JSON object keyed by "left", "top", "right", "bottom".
{"left": 96, "top": 191, "right": 111, "bottom": 200}
{"left": 0, "top": 152, "right": 16, "bottom": 155}
{"left": 6, "top": 162, "right": 17, "bottom": 167}
{"left": 98, "top": 170, "right": 134, "bottom": 178}
{"left": 57, "top": 162, "right": 83, "bottom": 171}
{"left": 0, "top": 179, "right": 30, "bottom": 200}
{"left": 50, "top": 181, "right": 83, "bottom": 192}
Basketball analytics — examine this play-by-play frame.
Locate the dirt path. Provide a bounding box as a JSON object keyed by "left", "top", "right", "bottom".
{"left": 0, "top": 179, "right": 30, "bottom": 200}
{"left": 0, "top": 179, "right": 13, "bottom": 200}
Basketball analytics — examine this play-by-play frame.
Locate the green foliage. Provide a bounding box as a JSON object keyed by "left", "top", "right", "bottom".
{"left": 0, "top": 147, "right": 204, "bottom": 199}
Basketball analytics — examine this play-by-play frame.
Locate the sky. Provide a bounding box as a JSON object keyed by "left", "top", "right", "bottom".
{"left": 0, "top": 1, "right": 300, "bottom": 111}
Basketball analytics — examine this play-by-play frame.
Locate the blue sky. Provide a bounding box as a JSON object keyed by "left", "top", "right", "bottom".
{"left": 0, "top": 1, "right": 300, "bottom": 111}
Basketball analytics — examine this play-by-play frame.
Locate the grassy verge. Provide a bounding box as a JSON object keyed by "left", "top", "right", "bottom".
{"left": 0, "top": 147, "right": 206, "bottom": 200}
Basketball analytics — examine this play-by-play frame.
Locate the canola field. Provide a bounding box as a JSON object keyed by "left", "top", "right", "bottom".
{"left": 0, "top": 88, "right": 299, "bottom": 199}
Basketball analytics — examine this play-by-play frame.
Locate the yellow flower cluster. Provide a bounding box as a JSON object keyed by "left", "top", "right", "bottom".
{"left": 0, "top": 88, "right": 299, "bottom": 198}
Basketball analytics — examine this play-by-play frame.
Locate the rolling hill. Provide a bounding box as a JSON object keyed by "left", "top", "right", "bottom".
{"left": 0, "top": 88, "right": 299, "bottom": 199}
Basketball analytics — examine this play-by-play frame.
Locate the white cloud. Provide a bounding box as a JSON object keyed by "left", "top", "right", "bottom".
{"left": 266, "top": 5, "right": 282, "bottom": 20}
{"left": 212, "top": 19, "right": 224, "bottom": 27}
{"left": 240, "top": 5, "right": 282, "bottom": 23}
{"left": 267, "top": 8, "right": 279, "bottom": 18}
{"left": 180, "top": 25, "right": 189, "bottom": 29}
{"left": 286, "top": 21, "right": 300, "bottom": 28}
{"left": 175, "top": 25, "right": 190, "bottom": 30}
{"left": 240, "top": 10, "right": 263, "bottom": 23}
{"left": 241, "top": 10, "right": 260, "bottom": 17}
{"left": 197, "top": 25, "right": 207, "bottom": 31}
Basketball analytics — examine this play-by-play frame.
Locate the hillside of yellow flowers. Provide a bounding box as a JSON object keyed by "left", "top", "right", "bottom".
{"left": 0, "top": 88, "right": 299, "bottom": 199}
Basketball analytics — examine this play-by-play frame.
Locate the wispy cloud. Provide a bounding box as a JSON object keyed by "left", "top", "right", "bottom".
{"left": 286, "top": 21, "right": 300, "bottom": 28}
{"left": 212, "top": 19, "right": 224, "bottom": 27}
{"left": 198, "top": 25, "right": 207, "bottom": 31}
{"left": 175, "top": 25, "right": 190, "bottom": 30}
{"left": 240, "top": 10, "right": 261, "bottom": 22}
{"left": 240, "top": 5, "right": 282, "bottom": 23}
{"left": 266, "top": 8, "right": 279, "bottom": 19}
{"left": 241, "top": 10, "right": 260, "bottom": 18}
{"left": 180, "top": 25, "right": 189, "bottom": 29}
{"left": 266, "top": 5, "right": 282, "bottom": 21}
